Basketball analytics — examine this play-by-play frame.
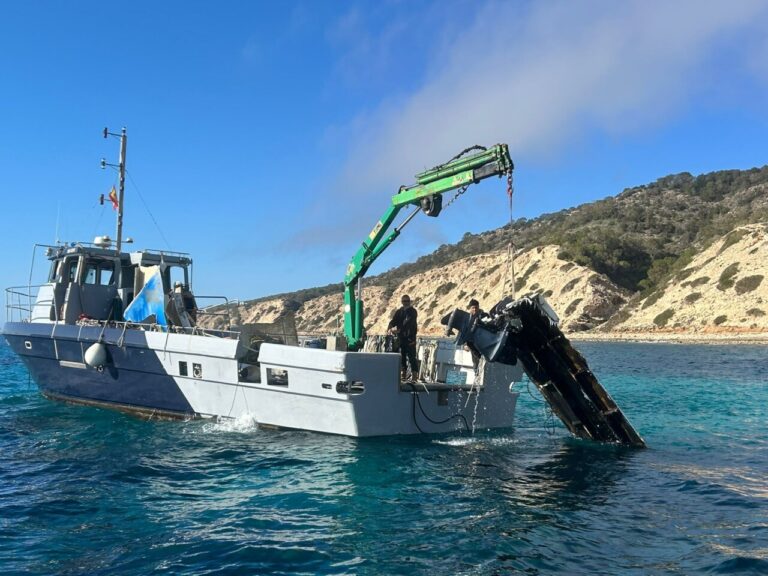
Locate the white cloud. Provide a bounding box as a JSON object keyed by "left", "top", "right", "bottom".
{"left": 291, "top": 0, "right": 768, "bottom": 252}
{"left": 349, "top": 1, "right": 766, "bottom": 182}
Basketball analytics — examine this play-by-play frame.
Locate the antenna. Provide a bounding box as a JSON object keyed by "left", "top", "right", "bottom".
{"left": 55, "top": 201, "right": 61, "bottom": 244}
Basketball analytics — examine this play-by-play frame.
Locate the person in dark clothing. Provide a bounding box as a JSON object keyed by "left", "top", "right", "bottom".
{"left": 388, "top": 295, "right": 419, "bottom": 380}
{"left": 466, "top": 298, "right": 490, "bottom": 372}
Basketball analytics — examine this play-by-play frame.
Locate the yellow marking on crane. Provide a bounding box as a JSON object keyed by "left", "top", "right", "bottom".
{"left": 369, "top": 221, "right": 383, "bottom": 241}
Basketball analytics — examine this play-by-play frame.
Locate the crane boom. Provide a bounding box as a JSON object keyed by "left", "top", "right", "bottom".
{"left": 343, "top": 144, "right": 513, "bottom": 349}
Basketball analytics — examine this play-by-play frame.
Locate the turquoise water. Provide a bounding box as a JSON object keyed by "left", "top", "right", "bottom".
{"left": 1, "top": 340, "right": 766, "bottom": 575}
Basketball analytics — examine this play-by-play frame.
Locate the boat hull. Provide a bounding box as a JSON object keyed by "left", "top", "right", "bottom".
{"left": 3, "top": 322, "right": 238, "bottom": 418}
{"left": 3, "top": 323, "right": 520, "bottom": 436}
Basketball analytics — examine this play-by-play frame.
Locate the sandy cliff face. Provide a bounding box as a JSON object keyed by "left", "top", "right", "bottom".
{"left": 212, "top": 245, "right": 629, "bottom": 336}
{"left": 199, "top": 221, "right": 768, "bottom": 340}
{"left": 604, "top": 223, "right": 768, "bottom": 334}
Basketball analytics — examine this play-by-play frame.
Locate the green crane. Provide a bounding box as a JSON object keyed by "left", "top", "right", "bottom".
{"left": 343, "top": 144, "right": 514, "bottom": 350}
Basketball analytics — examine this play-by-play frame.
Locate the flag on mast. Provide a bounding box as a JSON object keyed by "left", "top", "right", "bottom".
{"left": 108, "top": 186, "right": 119, "bottom": 210}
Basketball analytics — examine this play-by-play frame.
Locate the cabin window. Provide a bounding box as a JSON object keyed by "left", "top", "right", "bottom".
{"left": 120, "top": 265, "right": 135, "bottom": 290}
{"left": 83, "top": 263, "right": 98, "bottom": 284}
{"left": 48, "top": 260, "right": 60, "bottom": 283}
{"left": 66, "top": 260, "right": 78, "bottom": 283}
{"left": 98, "top": 262, "right": 115, "bottom": 285}
{"left": 168, "top": 265, "right": 187, "bottom": 290}
{"left": 82, "top": 260, "right": 116, "bottom": 285}
{"left": 266, "top": 368, "right": 289, "bottom": 386}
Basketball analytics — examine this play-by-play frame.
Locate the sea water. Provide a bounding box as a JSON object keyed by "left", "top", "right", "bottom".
{"left": 0, "top": 339, "right": 766, "bottom": 575}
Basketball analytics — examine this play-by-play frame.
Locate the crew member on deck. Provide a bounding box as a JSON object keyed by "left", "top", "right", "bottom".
{"left": 388, "top": 294, "right": 419, "bottom": 380}
{"left": 466, "top": 298, "right": 490, "bottom": 372}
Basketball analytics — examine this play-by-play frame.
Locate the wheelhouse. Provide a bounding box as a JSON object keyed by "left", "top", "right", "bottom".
{"left": 28, "top": 239, "right": 194, "bottom": 327}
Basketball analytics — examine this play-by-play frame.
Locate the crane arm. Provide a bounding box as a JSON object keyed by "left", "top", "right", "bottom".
{"left": 343, "top": 144, "right": 513, "bottom": 349}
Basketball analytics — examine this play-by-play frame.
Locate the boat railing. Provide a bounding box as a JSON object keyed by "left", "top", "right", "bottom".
{"left": 112, "top": 320, "right": 242, "bottom": 340}
{"left": 60, "top": 318, "right": 243, "bottom": 341}
{"left": 5, "top": 284, "right": 57, "bottom": 323}
{"left": 51, "top": 241, "right": 192, "bottom": 259}
{"left": 195, "top": 295, "right": 235, "bottom": 329}
{"left": 4, "top": 284, "right": 240, "bottom": 335}
{"left": 138, "top": 247, "right": 192, "bottom": 258}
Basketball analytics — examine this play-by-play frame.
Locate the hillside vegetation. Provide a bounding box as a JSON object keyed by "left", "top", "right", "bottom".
{"left": 384, "top": 166, "right": 768, "bottom": 293}
{"left": 219, "top": 165, "right": 768, "bottom": 339}
{"left": 241, "top": 165, "right": 768, "bottom": 311}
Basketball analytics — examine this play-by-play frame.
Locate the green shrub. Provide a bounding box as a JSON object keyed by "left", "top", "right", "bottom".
{"left": 675, "top": 268, "right": 695, "bottom": 282}
{"left": 717, "top": 263, "right": 740, "bottom": 291}
{"left": 542, "top": 289, "right": 553, "bottom": 298}
{"left": 561, "top": 278, "right": 580, "bottom": 294}
{"left": 559, "top": 262, "right": 575, "bottom": 272}
{"left": 713, "top": 315, "right": 727, "bottom": 325}
{"left": 718, "top": 229, "right": 748, "bottom": 254}
{"left": 689, "top": 276, "right": 710, "bottom": 288}
{"left": 514, "top": 261, "right": 540, "bottom": 292}
{"left": 435, "top": 282, "right": 457, "bottom": 297}
{"left": 747, "top": 308, "right": 766, "bottom": 317}
{"left": 480, "top": 263, "right": 501, "bottom": 278}
{"left": 684, "top": 292, "right": 702, "bottom": 304}
{"left": 642, "top": 290, "right": 664, "bottom": 310}
{"left": 734, "top": 275, "right": 763, "bottom": 295}
{"left": 601, "top": 309, "right": 631, "bottom": 329}
{"left": 565, "top": 298, "right": 583, "bottom": 315}
{"left": 654, "top": 309, "right": 674, "bottom": 327}
{"left": 323, "top": 309, "right": 337, "bottom": 321}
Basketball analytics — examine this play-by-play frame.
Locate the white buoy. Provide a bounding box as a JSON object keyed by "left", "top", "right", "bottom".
{"left": 84, "top": 343, "right": 107, "bottom": 368}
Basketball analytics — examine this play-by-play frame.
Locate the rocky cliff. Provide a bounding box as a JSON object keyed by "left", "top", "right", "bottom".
{"left": 200, "top": 222, "right": 768, "bottom": 340}
{"left": 600, "top": 223, "right": 768, "bottom": 334}
{"left": 209, "top": 245, "right": 630, "bottom": 336}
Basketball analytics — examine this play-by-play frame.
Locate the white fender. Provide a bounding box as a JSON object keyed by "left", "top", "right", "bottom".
{"left": 84, "top": 342, "right": 107, "bottom": 368}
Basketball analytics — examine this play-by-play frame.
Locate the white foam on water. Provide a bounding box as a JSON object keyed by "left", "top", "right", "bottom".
{"left": 433, "top": 434, "right": 518, "bottom": 447}
{"left": 200, "top": 413, "right": 259, "bottom": 434}
{"left": 433, "top": 437, "right": 480, "bottom": 446}
{"left": 487, "top": 435, "right": 518, "bottom": 446}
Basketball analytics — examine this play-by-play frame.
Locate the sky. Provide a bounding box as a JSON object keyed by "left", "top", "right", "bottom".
{"left": 2, "top": 0, "right": 768, "bottom": 311}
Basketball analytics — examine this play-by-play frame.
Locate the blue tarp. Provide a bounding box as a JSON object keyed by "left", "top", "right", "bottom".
{"left": 123, "top": 268, "right": 167, "bottom": 326}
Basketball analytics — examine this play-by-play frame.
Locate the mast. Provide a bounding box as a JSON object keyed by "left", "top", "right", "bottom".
{"left": 115, "top": 128, "right": 127, "bottom": 252}
{"left": 102, "top": 126, "right": 128, "bottom": 251}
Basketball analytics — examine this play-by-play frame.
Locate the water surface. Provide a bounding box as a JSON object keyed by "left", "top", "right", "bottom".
{"left": 1, "top": 340, "right": 766, "bottom": 575}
